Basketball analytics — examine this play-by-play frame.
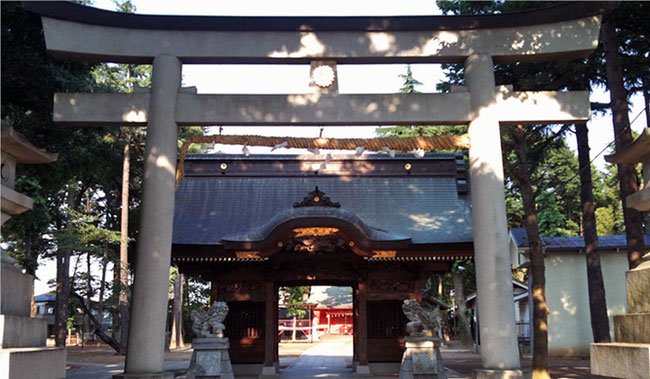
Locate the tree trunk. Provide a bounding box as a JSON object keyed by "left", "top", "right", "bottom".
{"left": 97, "top": 254, "right": 108, "bottom": 330}
{"left": 83, "top": 251, "right": 92, "bottom": 345}
{"left": 119, "top": 140, "right": 131, "bottom": 351}
{"left": 170, "top": 272, "right": 185, "bottom": 349}
{"left": 510, "top": 125, "right": 550, "bottom": 379}
{"left": 576, "top": 123, "right": 611, "bottom": 343}
{"left": 54, "top": 189, "right": 84, "bottom": 347}
{"left": 112, "top": 260, "right": 120, "bottom": 341}
{"left": 601, "top": 15, "right": 645, "bottom": 269}
{"left": 54, "top": 243, "right": 71, "bottom": 347}
{"left": 451, "top": 270, "right": 472, "bottom": 346}
{"left": 642, "top": 76, "right": 650, "bottom": 131}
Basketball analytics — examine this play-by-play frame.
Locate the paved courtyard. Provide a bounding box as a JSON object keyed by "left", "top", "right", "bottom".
{"left": 64, "top": 337, "right": 593, "bottom": 378}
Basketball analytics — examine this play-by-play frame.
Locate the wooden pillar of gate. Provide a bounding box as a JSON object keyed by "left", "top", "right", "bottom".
{"left": 356, "top": 277, "right": 370, "bottom": 374}
{"left": 262, "top": 280, "right": 278, "bottom": 375}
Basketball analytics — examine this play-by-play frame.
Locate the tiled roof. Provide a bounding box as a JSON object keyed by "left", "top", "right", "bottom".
{"left": 173, "top": 154, "right": 473, "bottom": 246}
{"left": 510, "top": 227, "right": 650, "bottom": 250}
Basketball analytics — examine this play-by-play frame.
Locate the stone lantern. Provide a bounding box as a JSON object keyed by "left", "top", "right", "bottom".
{"left": 1, "top": 123, "right": 66, "bottom": 379}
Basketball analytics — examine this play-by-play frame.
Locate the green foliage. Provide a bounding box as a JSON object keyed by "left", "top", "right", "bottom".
{"left": 113, "top": 0, "right": 136, "bottom": 14}
{"left": 535, "top": 144, "right": 581, "bottom": 235}
{"left": 594, "top": 164, "right": 626, "bottom": 235}
{"left": 434, "top": 1, "right": 649, "bottom": 238}
{"left": 536, "top": 191, "right": 574, "bottom": 237}
{"left": 611, "top": 2, "right": 650, "bottom": 96}
{"left": 501, "top": 125, "right": 583, "bottom": 235}
{"left": 280, "top": 286, "right": 311, "bottom": 318}
{"left": 182, "top": 276, "right": 211, "bottom": 339}
{"left": 423, "top": 260, "right": 476, "bottom": 307}
{"left": 179, "top": 126, "right": 207, "bottom": 153}
{"left": 1, "top": 0, "right": 205, "bottom": 279}
{"left": 92, "top": 63, "right": 151, "bottom": 93}
{"left": 2, "top": 177, "right": 53, "bottom": 274}
{"left": 398, "top": 65, "right": 423, "bottom": 94}
{"left": 54, "top": 209, "right": 121, "bottom": 254}
{"left": 1, "top": 2, "right": 125, "bottom": 274}
{"left": 595, "top": 205, "right": 624, "bottom": 236}
{"left": 377, "top": 65, "right": 467, "bottom": 141}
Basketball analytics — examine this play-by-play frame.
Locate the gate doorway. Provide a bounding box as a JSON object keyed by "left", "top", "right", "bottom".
{"left": 278, "top": 285, "right": 354, "bottom": 377}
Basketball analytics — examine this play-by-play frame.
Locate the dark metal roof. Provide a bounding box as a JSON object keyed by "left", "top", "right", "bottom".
{"left": 35, "top": 294, "right": 56, "bottom": 302}
{"left": 543, "top": 235, "right": 650, "bottom": 250}
{"left": 510, "top": 227, "right": 531, "bottom": 248}
{"left": 23, "top": 1, "right": 613, "bottom": 32}
{"left": 510, "top": 227, "right": 650, "bottom": 250}
{"left": 173, "top": 154, "right": 473, "bottom": 246}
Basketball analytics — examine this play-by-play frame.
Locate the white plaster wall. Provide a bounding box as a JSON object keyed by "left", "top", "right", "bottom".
{"left": 509, "top": 236, "right": 517, "bottom": 268}
{"left": 545, "top": 249, "right": 628, "bottom": 357}
{"left": 508, "top": 236, "right": 523, "bottom": 268}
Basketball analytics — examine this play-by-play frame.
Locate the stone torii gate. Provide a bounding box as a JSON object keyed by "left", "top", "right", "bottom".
{"left": 24, "top": 2, "right": 604, "bottom": 378}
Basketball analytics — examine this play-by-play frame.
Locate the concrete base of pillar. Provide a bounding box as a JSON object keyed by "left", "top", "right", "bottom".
{"left": 231, "top": 363, "right": 263, "bottom": 376}
{"left": 590, "top": 342, "right": 650, "bottom": 379}
{"left": 471, "top": 369, "right": 525, "bottom": 379}
{"left": 112, "top": 373, "right": 174, "bottom": 379}
{"left": 0, "top": 346, "right": 66, "bottom": 379}
{"left": 355, "top": 363, "right": 371, "bottom": 376}
{"left": 259, "top": 364, "right": 279, "bottom": 378}
{"left": 369, "top": 362, "right": 401, "bottom": 374}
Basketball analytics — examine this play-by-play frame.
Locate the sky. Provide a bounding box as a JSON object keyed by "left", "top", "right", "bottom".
{"left": 32, "top": 0, "right": 648, "bottom": 296}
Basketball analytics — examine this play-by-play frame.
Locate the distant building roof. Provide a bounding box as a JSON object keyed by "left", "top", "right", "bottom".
{"left": 173, "top": 154, "right": 472, "bottom": 246}
{"left": 35, "top": 293, "right": 56, "bottom": 302}
{"left": 307, "top": 286, "right": 353, "bottom": 309}
{"left": 510, "top": 228, "right": 531, "bottom": 248}
{"left": 510, "top": 227, "right": 650, "bottom": 250}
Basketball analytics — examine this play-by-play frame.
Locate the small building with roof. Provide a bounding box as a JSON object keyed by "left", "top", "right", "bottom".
{"left": 34, "top": 293, "right": 56, "bottom": 337}
{"left": 307, "top": 286, "right": 354, "bottom": 335}
{"left": 509, "top": 227, "right": 650, "bottom": 356}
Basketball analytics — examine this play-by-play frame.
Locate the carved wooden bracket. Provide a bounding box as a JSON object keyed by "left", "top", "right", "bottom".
{"left": 293, "top": 186, "right": 341, "bottom": 208}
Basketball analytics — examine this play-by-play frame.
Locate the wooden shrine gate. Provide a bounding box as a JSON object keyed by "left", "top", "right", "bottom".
{"left": 172, "top": 153, "right": 473, "bottom": 371}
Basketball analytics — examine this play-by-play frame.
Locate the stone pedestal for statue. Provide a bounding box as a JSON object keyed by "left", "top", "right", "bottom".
{"left": 592, "top": 130, "right": 650, "bottom": 379}
{"left": 0, "top": 256, "right": 67, "bottom": 379}
{"left": 591, "top": 253, "right": 650, "bottom": 379}
{"left": 399, "top": 300, "right": 447, "bottom": 379}
{"left": 399, "top": 337, "right": 446, "bottom": 379}
{"left": 186, "top": 338, "right": 234, "bottom": 379}
{"left": 185, "top": 301, "right": 233, "bottom": 379}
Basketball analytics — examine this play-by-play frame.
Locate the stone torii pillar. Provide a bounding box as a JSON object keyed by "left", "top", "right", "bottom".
{"left": 465, "top": 54, "right": 521, "bottom": 377}
{"left": 117, "top": 55, "right": 181, "bottom": 378}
